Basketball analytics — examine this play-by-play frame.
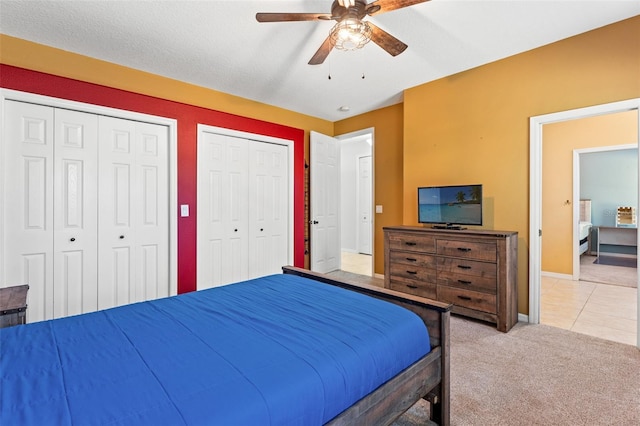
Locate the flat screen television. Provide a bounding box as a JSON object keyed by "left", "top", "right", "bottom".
{"left": 418, "top": 184, "right": 483, "bottom": 229}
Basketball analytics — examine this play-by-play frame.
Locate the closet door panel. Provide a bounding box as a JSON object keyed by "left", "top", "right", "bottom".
{"left": 134, "top": 122, "right": 169, "bottom": 301}
{"left": 248, "top": 142, "right": 289, "bottom": 279}
{"left": 197, "top": 133, "right": 248, "bottom": 289}
{"left": 2, "top": 101, "right": 54, "bottom": 322}
{"left": 53, "top": 108, "right": 98, "bottom": 318}
{"left": 98, "top": 116, "right": 136, "bottom": 310}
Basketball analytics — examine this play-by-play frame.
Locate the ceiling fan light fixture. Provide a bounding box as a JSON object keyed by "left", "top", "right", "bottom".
{"left": 330, "top": 18, "right": 372, "bottom": 51}
{"left": 337, "top": 0, "right": 357, "bottom": 8}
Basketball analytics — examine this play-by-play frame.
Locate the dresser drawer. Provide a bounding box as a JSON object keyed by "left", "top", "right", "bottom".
{"left": 389, "top": 279, "right": 437, "bottom": 299}
{"left": 437, "top": 285, "right": 496, "bottom": 313}
{"left": 389, "top": 263, "right": 436, "bottom": 284}
{"left": 388, "top": 232, "right": 436, "bottom": 253}
{"left": 389, "top": 251, "right": 436, "bottom": 269}
{"left": 436, "top": 258, "right": 497, "bottom": 293}
{"left": 436, "top": 239, "right": 497, "bottom": 262}
{"left": 437, "top": 274, "right": 496, "bottom": 294}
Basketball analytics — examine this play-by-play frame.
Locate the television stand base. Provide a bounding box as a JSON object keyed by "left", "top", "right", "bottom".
{"left": 432, "top": 225, "right": 467, "bottom": 230}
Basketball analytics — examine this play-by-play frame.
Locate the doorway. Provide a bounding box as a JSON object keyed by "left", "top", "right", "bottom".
{"left": 338, "top": 130, "right": 374, "bottom": 277}
{"left": 529, "top": 98, "right": 640, "bottom": 348}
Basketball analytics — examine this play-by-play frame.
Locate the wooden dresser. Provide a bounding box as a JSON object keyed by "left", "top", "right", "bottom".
{"left": 384, "top": 226, "right": 518, "bottom": 332}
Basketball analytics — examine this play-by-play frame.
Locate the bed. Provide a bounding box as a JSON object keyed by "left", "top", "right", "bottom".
{"left": 579, "top": 221, "right": 592, "bottom": 255}
{"left": 0, "top": 266, "right": 451, "bottom": 425}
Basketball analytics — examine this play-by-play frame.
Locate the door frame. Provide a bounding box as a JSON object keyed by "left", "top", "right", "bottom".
{"left": 529, "top": 97, "right": 640, "bottom": 348}
{"left": 0, "top": 89, "right": 179, "bottom": 295}
{"left": 196, "top": 124, "right": 295, "bottom": 280}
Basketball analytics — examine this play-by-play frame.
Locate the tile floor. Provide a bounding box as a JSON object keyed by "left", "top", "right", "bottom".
{"left": 541, "top": 275, "right": 637, "bottom": 346}
{"left": 341, "top": 251, "right": 372, "bottom": 276}
{"left": 340, "top": 251, "right": 638, "bottom": 346}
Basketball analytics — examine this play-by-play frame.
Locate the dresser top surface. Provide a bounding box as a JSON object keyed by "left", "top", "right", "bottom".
{"left": 383, "top": 225, "right": 517, "bottom": 238}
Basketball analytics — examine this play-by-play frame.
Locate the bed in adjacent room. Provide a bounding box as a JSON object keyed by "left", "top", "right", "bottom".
{"left": 579, "top": 220, "right": 592, "bottom": 255}
{"left": 0, "top": 266, "right": 451, "bottom": 425}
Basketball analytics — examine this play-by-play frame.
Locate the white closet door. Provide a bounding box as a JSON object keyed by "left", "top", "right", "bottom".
{"left": 134, "top": 122, "right": 169, "bottom": 302}
{"left": 53, "top": 108, "right": 99, "bottom": 318}
{"left": 248, "top": 142, "right": 289, "bottom": 278}
{"left": 2, "top": 101, "right": 54, "bottom": 322}
{"left": 197, "top": 133, "right": 249, "bottom": 289}
{"left": 98, "top": 116, "right": 169, "bottom": 309}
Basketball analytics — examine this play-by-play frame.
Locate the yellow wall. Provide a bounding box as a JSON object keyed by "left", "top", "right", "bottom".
{"left": 403, "top": 16, "right": 640, "bottom": 314}
{"left": 542, "top": 111, "right": 638, "bottom": 274}
{"left": 335, "top": 104, "right": 404, "bottom": 275}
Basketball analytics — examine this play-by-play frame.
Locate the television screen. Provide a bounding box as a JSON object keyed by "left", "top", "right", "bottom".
{"left": 418, "top": 184, "right": 483, "bottom": 227}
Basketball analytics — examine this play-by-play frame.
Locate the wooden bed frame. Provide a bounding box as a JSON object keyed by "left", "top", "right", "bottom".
{"left": 282, "top": 266, "right": 451, "bottom": 426}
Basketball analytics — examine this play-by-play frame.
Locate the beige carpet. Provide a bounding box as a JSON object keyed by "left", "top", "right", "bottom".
{"left": 395, "top": 316, "right": 640, "bottom": 426}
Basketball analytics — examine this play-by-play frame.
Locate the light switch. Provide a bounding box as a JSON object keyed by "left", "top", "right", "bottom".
{"left": 375, "top": 205, "right": 383, "bottom": 214}
{"left": 180, "top": 204, "right": 189, "bottom": 217}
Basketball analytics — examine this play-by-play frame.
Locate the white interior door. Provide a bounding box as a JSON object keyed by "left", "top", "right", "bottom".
{"left": 98, "top": 116, "right": 169, "bottom": 309}
{"left": 310, "top": 131, "right": 340, "bottom": 273}
{"left": 197, "top": 133, "right": 249, "bottom": 289}
{"left": 2, "top": 101, "right": 55, "bottom": 322}
{"left": 248, "top": 141, "right": 289, "bottom": 278}
{"left": 357, "top": 155, "right": 372, "bottom": 255}
{"left": 53, "top": 108, "right": 99, "bottom": 318}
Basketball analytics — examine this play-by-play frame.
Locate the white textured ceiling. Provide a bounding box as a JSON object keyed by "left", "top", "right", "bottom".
{"left": 1, "top": 1, "right": 639, "bottom": 121}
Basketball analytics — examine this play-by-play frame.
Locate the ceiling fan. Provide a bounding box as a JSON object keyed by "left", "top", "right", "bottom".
{"left": 256, "top": 0, "right": 429, "bottom": 65}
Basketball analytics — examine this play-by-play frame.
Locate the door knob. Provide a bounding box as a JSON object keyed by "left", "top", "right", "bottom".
{"left": 70, "top": 237, "right": 76, "bottom": 242}
{"left": 260, "top": 228, "right": 264, "bottom": 232}
{"left": 234, "top": 229, "right": 238, "bottom": 232}
{"left": 119, "top": 235, "right": 124, "bottom": 239}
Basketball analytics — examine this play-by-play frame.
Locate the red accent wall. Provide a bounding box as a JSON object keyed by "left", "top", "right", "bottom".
{"left": 0, "top": 65, "right": 305, "bottom": 294}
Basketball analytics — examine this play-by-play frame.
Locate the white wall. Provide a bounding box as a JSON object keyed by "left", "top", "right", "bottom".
{"left": 340, "top": 139, "right": 371, "bottom": 252}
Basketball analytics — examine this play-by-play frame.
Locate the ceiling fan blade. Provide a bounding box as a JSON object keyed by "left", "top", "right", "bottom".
{"left": 308, "top": 36, "right": 334, "bottom": 65}
{"left": 366, "top": 0, "right": 430, "bottom": 16}
{"left": 368, "top": 22, "right": 408, "bottom": 56}
{"left": 256, "top": 13, "right": 332, "bottom": 22}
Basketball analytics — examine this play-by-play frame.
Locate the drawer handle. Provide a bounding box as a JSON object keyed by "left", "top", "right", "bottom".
{"left": 406, "top": 257, "right": 417, "bottom": 262}
{"left": 406, "top": 284, "right": 418, "bottom": 289}
{"left": 458, "top": 280, "right": 472, "bottom": 285}
{"left": 405, "top": 242, "right": 417, "bottom": 246}
{"left": 457, "top": 247, "right": 472, "bottom": 252}
{"left": 406, "top": 270, "right": 418, "bottom": 275}
{"left": 457, "top": 265, "right": 472, "bottom": 270}
{"left": 457, "top": 295, "right": 472, "bottom": 301}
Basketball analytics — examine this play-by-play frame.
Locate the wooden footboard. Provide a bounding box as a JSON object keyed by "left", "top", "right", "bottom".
{"left": 282, "top": 266, "right": 451, "bottom": 426}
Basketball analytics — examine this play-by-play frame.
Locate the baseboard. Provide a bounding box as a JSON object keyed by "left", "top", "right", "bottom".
{"left": 518, "top": 313, "right": 529, "bottom": 323}
{"left": 541, "top": 271, "right": 573, "bottom": 281}
{"left": 374, "top": 273, "right": 384, "bottom": 280}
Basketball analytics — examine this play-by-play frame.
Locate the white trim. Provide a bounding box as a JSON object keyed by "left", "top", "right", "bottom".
{"left": 0, "top": 89, "right": 179, "bottom": 296}
{"left": 196, "top": 124, "right": 295, "bottom": 268}
{"left": 518, "top": 313, "right": 529, "bottom": 323}
{"left": 529, "top": 98, "right": 640, "bottom": 349}
{"left": 541, "top": 271, "right": 573, "bottom": 281}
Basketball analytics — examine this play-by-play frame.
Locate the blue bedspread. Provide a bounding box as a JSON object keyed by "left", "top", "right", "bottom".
{"left": 1, "top": 274, "right": 430, "bottom": 425}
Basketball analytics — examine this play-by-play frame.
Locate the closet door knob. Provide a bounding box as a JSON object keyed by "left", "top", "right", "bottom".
{"left": 70, "top": 237, "right": 76, "bottom": 242}
{"left": 234, "top": 229, "right": 238, "bottom": 232}
{"left": 119, "top": 235, "right": 124, "bottom": 239}
{"left": 260, "top": 228, "right": 264, "bottom": 232}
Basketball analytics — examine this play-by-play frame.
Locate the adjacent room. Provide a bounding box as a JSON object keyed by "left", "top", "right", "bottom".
{"left": 540, "top": 111, "right": 638, "bottom": 346}
{"left": 1, "top": 1, "right": 639, "bottom": 425}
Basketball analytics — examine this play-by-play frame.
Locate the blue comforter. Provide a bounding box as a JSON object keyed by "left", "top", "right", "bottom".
{"left": 1, "top": 274, "right": 430, "bottom": 425}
